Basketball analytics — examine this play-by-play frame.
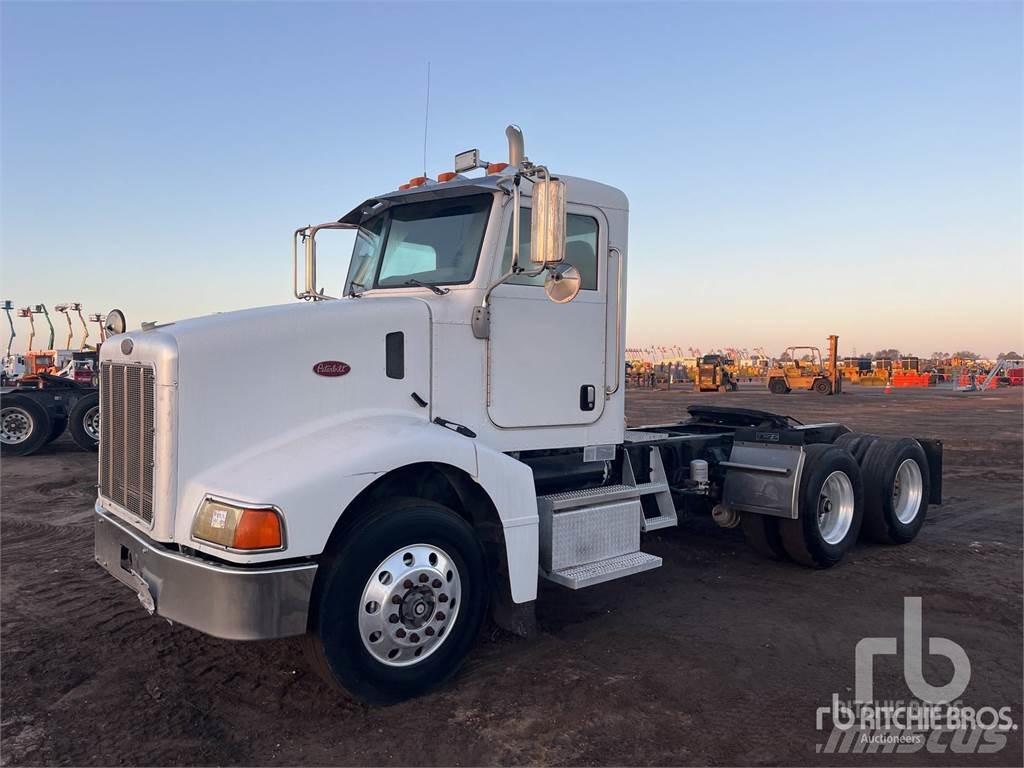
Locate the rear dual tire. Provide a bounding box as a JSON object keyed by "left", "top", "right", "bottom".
{"left": 742, "top": 444, "right": 863, "bottom": 568}
{"left": 68, "top": 393, "right": 100, "bottom": 451}
{"left": 779, "top": 444, "right": 863, "bottom": 568}
{"left": 835, "top": 433, "right": 929, "bottom": 544}
{"left": 1, "top": 395, "right": 51, "bottom": 457}
{"left": 860, "top": 438, "right": 929, "bottom": 544}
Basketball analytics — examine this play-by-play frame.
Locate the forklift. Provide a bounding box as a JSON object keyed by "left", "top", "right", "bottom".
{"left": 694, "top": 353, "right": 738, "bottom": 392}
{"left": 767, "top": 335, "right": 842, "bottom": 395}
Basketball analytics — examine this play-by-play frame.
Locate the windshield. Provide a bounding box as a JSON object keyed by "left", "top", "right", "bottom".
{"left": 344, "top": 193, "right": 492, "bottom": 292}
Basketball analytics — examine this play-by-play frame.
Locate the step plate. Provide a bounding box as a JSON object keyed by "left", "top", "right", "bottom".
{"left": 545, "top": 551, "right": 662, "bottom": 590}
{"left": 642, "top": 515, "right": 678, "bottom": 531}
{"left": 538, "top": 484, "right": 640, "bottom": 513}
{"left": 635, "top": 481, "right": 669, "bottom": 495}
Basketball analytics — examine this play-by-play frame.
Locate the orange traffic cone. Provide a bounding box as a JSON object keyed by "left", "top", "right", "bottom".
{"left": 884, "top": 381, "right": 892, "bottom": 394}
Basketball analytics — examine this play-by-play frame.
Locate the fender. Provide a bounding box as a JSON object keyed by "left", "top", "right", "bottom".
{"left": 175, "top": 412, "right": 540, "bottom": 602}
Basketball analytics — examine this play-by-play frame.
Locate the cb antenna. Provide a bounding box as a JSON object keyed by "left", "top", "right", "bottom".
{"left": 422, "top": 61, "right": 431, "bottom": 178}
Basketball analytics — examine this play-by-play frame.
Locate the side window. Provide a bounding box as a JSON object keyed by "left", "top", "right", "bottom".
{"left": 347, "top": 215, "right": 386, "bottom": 288}
{"left": 501, "top": 209, "right": 599, "bottom": 289}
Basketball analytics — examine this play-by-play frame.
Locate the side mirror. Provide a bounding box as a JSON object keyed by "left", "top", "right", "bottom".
{"left": 530, "top": 178, "right": 566, "bottom": 265}
{"left": 544, "top": 263, "right": 581, "bottom": 304}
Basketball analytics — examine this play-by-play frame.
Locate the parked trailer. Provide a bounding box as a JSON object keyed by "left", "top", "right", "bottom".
{"left": 1, "top": 375, "right": 99, "bottom": 455}
{"left": 93, "top": 126, "right": 942, "bottom": 704}
{"left": 0, "top": 308, "right": 123, "bottom": 455}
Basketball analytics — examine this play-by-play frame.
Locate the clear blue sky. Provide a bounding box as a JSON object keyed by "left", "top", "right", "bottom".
{"left": 3, "top": 1, "right": 1021, "bottom": 358}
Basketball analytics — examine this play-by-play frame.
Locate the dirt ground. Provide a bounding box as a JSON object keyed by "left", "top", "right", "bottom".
{"left": 2, "top": 386, "right": 1022, "bottom": 766}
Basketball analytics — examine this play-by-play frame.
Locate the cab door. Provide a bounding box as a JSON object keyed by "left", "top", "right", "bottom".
{"left": 486, "top": 203, "right": 609, "bottom": 428}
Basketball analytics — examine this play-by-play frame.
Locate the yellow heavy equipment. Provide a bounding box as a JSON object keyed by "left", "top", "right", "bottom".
{"left": 694, "top": 354, "right": 738, "bottom": 392}
{"left": 767, "top": 335, "right": 842, "bottom": 395}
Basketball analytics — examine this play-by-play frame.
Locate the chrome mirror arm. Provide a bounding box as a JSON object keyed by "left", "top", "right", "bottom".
{"left": 292, "top": 221, "right": 357, "bottom": 301}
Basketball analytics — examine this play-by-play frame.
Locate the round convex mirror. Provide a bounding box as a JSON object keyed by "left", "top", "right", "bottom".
{"left": 544, "top": 263, "right": 581, "bottom": 304}
{"left": 104, "top": 308, "right": 127, "bottom": 336}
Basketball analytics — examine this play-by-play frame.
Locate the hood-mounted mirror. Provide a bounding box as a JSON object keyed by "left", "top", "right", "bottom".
{"left": 104, "top": 308, "right": 126, "bottom": 336}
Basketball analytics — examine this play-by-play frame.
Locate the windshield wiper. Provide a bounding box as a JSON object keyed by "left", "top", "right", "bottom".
{"left": 404, "top": 279, "right": 450, "bottom": 296}
{"left": 348, "top": 280, "right": 365, "bottom": 298}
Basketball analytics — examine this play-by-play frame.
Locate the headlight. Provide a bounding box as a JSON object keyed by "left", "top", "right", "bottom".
{"left": 192, "top": 498, "right": 283, "bottom": 551}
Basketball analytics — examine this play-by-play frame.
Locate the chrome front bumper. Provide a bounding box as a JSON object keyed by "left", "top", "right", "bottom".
{"left": 94, "top": 507, "right": 317, "bottom": 640}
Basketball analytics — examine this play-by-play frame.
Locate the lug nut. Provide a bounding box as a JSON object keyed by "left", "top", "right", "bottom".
{"left": 391, "top": 595, "right": 402, "bottom": 604}
{"left": 435, "top": 611, "right": 446, "bottom": 621}
{"left": 388, "top": 614, "right": 399, "bottom": 624}
{"left": 396, "top": 628, "right": 406, "bottom": 638}
{"left": 403, "top": 579, "right": 413, "bottom": 589}
{"left": 409, "top": 633, "right": 420, "bottom": 643}
{"left": 438, "top": 594, "right": 448, "bottom": 603}
{"left": 425, "top": 627, "right": 435, "bottom": 636}
{"left": 432, "top": 579, "right": 442, "bottom": 588}
{"left": 419, "top": 574, "right": 429, "bottom": 583}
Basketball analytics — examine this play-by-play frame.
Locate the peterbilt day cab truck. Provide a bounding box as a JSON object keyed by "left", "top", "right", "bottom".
{"left": 94, "top": 126, "right": 942, "bottom": 703}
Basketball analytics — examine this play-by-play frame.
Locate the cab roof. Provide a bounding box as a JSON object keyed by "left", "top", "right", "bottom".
{"left": 338, "top": 171, "right": 627, "bottom": 225}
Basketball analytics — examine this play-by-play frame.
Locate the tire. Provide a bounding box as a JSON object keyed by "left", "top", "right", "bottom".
{"left": 813, "top": 378, "right": 833, "bottom": 395}
{"left": 46, "top": 416, "right": 68, "bottom": 444}
{"left": 1, "top": 395, "right": 53, "bottom": 457}
{"left": 833, "top": 432, "right": 880, "bottom": 464}
{"left": 68, "top": 393, "right": 100, "bottom": 451}
{"left": 860, "top": 438, "right": 930, "bottom": 545}
{"left": 741, "top": 512, "right": 788, "bottom": 560}
{"left": 779, "top": 444, "right": 863, "bottom": 568}
{"left": 768, "top": 378, "right": 789, "bottom": 395}
{"left": 305, "top": 497, "right": 488, "bottom": 704}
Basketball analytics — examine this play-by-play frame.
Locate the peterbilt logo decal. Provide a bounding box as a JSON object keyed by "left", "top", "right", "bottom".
{"left": 312, "top": 361, "right": 351, "bottom": 377}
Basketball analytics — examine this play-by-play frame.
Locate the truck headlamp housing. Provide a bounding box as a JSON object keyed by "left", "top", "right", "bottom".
{"left": 192, "top": 498, "right": 284, "bottom": 551}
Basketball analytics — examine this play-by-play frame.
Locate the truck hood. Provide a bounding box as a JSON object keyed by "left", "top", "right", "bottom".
{"left": 101, "top": 297, "right": 432, "bottom": 539}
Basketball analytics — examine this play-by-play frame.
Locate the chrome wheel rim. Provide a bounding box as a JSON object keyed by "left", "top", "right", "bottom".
{"left": 358, "top": 543, "right": 461, "bottom": 667}
{"left": 817, "top": 470, "right": 855, "bottom": 544}
{"left": 83, "top": 405, "right": 100, "bottom": 441}
{"left": 892, "top": 458, "right": 923, "bottom": 524}
{"left": 1, "top": 406, "right": 34, "bottom": 445}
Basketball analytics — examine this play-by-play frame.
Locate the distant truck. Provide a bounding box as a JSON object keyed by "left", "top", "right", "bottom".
{"left": 93, "top": 127, "right": 942, "bottom": 703}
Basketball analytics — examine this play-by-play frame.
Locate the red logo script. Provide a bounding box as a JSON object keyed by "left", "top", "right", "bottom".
{"left": 312, "top": 360, "right": 351, "bottom": 377}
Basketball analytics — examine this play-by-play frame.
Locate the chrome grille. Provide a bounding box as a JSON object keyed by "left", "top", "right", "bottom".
{"left": 99, "top": 362, "right": 156, "bottom": 523}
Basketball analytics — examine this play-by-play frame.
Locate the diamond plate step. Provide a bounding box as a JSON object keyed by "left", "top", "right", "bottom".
{"left": 642, "top": 514, "right": 678, "bottom": 531}
{"left": 544, "top": 551, "right": 662, "bottom": 589}
{"left": 635, "top": 481, "right": 669, "bottom": 495}
{"left": 538, "top": 484, "right": 639, "bottom": 512}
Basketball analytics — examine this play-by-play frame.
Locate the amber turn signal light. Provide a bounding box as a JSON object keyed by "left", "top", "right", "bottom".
{"left": 232, "top": 509, "right": 283, "bottom": 550}
{"left": 192, "top": 499, "right": 283, "bottom": 551}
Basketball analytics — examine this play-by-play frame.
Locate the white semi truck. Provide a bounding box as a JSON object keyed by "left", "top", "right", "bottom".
{"left": 94, "top": 126, "right": 942, "bottom": 703}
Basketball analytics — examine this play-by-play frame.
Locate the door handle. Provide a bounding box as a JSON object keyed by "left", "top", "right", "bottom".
{"left": 580, "top": 385, "right": 596, "bottom": 411}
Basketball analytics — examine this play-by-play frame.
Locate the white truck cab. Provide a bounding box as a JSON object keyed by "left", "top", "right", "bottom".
{"left": 95, "top": 126, "right": 942, "bottom": 703}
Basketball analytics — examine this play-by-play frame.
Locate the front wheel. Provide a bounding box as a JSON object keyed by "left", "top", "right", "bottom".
{"left": 813, "top": 378, "right": 833, "bottom": 395}
{"left": 305, "top": 498, "right": 487, "bottom": 704}
{"left": 768, "top": 378, "right": 789, "bottom": 395}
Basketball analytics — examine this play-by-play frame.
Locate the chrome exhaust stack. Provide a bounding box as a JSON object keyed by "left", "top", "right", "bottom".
{"left": 506, "top": 124, "right": 525, "bottom": 168}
